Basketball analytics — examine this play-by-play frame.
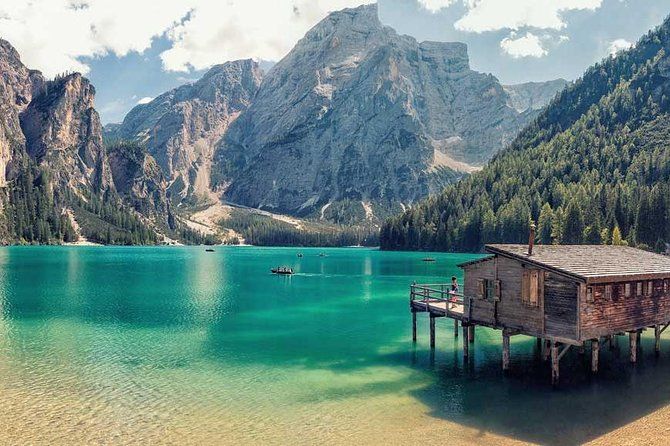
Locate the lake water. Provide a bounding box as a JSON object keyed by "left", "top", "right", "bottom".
{"left": 1, "top": 246, "right": 670, "bottom": 445}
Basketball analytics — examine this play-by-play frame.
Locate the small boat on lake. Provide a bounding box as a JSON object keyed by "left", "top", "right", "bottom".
{"left": 205, "top": 248, "right": 215, "bottom": 252}
{"left": 319, "top": 253, "right": 327, "bottom": 257}
{"left": 422, "top": 257, "right": 436, "bottom": 262}
{"left": 297, "top": 253, "right": 303, "bottom": 258}
{"left": 271, "top": 266, "right": 294, "bottom": 275}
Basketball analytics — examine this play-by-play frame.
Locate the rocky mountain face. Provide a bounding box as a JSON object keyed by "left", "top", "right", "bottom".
{"left": 0, "top": 38, "right": 178, "bottom": 244}
{"left": 20, "top": 73, "right": 114, "bottom": 192}
{"left": 107, "top": 141, "right": 174, "bottom": 228}
{"left": 0, "top": 39, "right": 44, "bottom": 187}
{"left": 213, "top": 4, "right": 557, "bottom": 219}
{"left": 108, "top": 60, "right": 263, "bottom": 203}
{"left": 503, "top": 79, "right": 568, "bottom": 113}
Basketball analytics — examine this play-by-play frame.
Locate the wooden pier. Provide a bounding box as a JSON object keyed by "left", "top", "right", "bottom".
{"left": 410, "top": 238, "right": 670, "bottom": 386}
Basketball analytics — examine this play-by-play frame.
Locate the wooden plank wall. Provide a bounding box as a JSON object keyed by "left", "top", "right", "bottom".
{"left": 464, "top": 259, "right": 495, "bottom": 323}
{"left": 544, "top": 273, "right": 578, "bottom": 339}
{"left": 464, "top": 256, "right": 545, "bottom": 336}
{"left": 580, "top": 280, "right": 670, "bottom": 339}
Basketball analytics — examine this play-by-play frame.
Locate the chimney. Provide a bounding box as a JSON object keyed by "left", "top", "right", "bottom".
{"left": 528, "top": 223, "right": 536, "bottom": 256}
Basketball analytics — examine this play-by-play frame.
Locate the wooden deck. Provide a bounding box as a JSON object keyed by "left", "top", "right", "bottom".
{"left": 410, "top": 298, "right": 464, "bottom": 318}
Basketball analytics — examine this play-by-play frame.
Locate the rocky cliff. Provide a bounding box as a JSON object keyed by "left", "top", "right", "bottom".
{"left": 0, "top": 39, "right": 44, "bottom": 187}
{"left": 0, "top": 39, "right": 182, "bottom": 244}
{"left": 20, "top": 73, "right": 113, "bottom": 192}
{"left": 109, "top": 60, "right": 263, "bottom": 203}
{"left": 213, "top": 4, "right": 549, "bottom": 219}
{"left": 503, "top": 79, "right": 568, "bottom": 113}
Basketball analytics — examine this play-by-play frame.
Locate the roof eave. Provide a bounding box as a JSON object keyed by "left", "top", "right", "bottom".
{"left": 485, "top": 245, "right": 587, "bottom": 283}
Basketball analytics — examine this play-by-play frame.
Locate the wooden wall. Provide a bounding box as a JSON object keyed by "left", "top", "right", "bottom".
{"left": 580, "top": 280, "right": 670, "bottom": 339}
{"left": 544, "top": 273, "right": 578, "bottom": 339}
{"left": 464, "top": 256, "right": 546, "bottom": 337}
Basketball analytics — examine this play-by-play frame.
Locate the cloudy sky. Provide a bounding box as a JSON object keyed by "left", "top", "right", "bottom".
{"left": 1, "top": 0, "right": 669, "bottom": 123}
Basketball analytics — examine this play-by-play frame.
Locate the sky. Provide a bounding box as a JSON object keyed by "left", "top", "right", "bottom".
{"left": 1, "top": 0, "right": 669, "bottom": 123}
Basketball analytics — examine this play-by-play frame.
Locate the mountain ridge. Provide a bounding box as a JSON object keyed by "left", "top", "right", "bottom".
{"left": 380, "top": 14, "right": 670, "bottom": 252}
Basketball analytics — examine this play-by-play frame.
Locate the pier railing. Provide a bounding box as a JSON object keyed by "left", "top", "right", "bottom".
{"left": 410, "top": 283, "right": 464, "bottom": 306}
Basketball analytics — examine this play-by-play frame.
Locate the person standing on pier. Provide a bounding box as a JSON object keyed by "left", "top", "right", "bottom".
{"left": 449, "top": 276, "right": 459, "bottom": 309}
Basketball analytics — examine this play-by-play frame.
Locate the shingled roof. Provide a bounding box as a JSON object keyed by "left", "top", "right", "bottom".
{"left": 485, "top": 244, "right": 670, "bottom": 284}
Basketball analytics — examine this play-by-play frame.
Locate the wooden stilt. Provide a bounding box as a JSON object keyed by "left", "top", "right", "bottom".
{"left": 502, "top": 332, "right": 510, "bottom": 371}
{"left": 551, "top": 341, "right": 560, "bottom": 386}
{"left": 629, "top": 331, "right": 637, "bottom": 363}
{"left": 592, "top": 339, "right": 599, "bottom": 373}
{"left": 412, "top": 311, "right": 417, "bottom": 343}
{"left": 462, "top": 324, "right": 469, "bottom": 358}
{"left": 578, "top": 342, "right": 585, "bottom": 355}
{"left": 468, "top": 325, "right": 475, "bottom": 344}
{"left": 454, "top": 319, "right": 459, "bottom": 338}
{"left": 611, "top": 335, "right": 618, "bottom": 351}
{"left": 637, "top": 329, "right": 642, "bottom": 345}
{"left": 429, "top": 314, "right": 436, "bottom": 349}
{"left": 543, "top": 339, "right": 551, "bottom": 362}
{"left": 655, "top": 325, "right": 661, "bottom": 356}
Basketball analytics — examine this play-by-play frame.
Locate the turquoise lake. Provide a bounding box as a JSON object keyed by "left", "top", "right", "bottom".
{"left": 1, "top": 246, "right": 670, "bottom": 445}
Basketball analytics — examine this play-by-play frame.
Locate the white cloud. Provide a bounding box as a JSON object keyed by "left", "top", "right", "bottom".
{"left": 608, "top": 38, "right": 632, "bottom": 56}
{"left": 455, "top": 0, "right": 602, "bottom": 33}
{"left": 0, "top": 0, "right": 193, "bottom": 77}
{"left": 0, "top": 0, "right": 373, "bottom": 77}
{"left": 160, "top": 0, "right": 375, "bottom": 71}
{"left": 417, "top": 0, "right": 456, "bottom": 13}
{"left": 500, "top": 32, "right": 548, "bottom": 58}
{"left": 137, "top": 97, "right": 154, "bottom": 105}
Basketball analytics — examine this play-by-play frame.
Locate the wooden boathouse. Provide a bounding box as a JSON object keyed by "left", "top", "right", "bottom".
{"left": 410, "top": 235, "right": 670, "bottom": 385}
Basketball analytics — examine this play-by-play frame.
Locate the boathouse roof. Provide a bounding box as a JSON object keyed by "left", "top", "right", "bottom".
{"left": 484, "top": 244, "right": 670, "bottom": 284}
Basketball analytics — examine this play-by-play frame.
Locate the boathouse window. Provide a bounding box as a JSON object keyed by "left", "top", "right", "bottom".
{"left": 625, "top": 283, "right": 632, "bottom": 298}
{"left": 647, "top": 281, "right": 654, "bottom": 296}
{"left": 665, "top": 279, "right": 669, "bottom": 294}
{"left": 586, "top": 286, "right": 594, "bottom": 303}
{"left": 637, "top": 282, "right": 643, "bottom": 297}
{"left": 604, "top": 285, "right": 612, "bottom": 301}
{"left": 477, "top": 279, "right": 498, "bottom": 300}
{"left": 521, "top": 269, "right": 543, "bottom": 307}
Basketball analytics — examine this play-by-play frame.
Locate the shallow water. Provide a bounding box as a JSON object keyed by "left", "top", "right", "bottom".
{"left": 1, "top": 246, "right": 670, "bottom": 445}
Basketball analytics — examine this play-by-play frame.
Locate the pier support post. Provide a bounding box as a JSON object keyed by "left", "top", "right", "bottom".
{"left": 551, "top": 341, "right": 560, "bottom": 386}
{"left": 611, "top": 334, "right": 618, "bottom": 351}
{"left": 462, "top": 324, "right": 469, "bottom": 358}
{"left": 454, "top": 319, "right": 459, "bottom": 338}
{"left": 468, "top": 325, "right": 475, "bottom": 344}
{"left": 412, "top": 310, "right": 417, "bottom": 343}
{"left": 629, "top": 331, "right": 638, "bottom": 363}
{"left": 543, "top": 339, "right": 551, "bottom": 362}
{"left": 655, "top": 325, "right": 661, "bottom": 356}
{"left": 429, "top": 314, "right": 436, "bottom": 349}
{"left": 502, "top": 332, "right": 510, "bottom": 372}
{"left": 578, "top": 342, "right": 585, "bottom": 355}
{"left": 591, "top": 339, "right": 599, "bottom": 373}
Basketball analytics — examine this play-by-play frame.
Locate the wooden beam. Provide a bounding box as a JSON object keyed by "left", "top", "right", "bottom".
{"left": 655, "top": 325, "right": 661, "bottom": 356}
{"left": 454, "top": 319, "right": 459, "bottom": 338}
{"left": 592, "top": 339, "right": 599, "bottom": 373}
{"left": 629, "top": 331, "right": 637, "bottom": 363}
{"left": 468, "top": 325, "right": 475, "bottom": 344}
{"left": 557, "top": 344, "right": 571, "bottom": 361}
{"left": 429, "top": 314, "right": 436, "bottom": 349}
{"left": 502, "top": 332, "right": 510, "bottom": 371}
{"left": 412, "top": 310, "right": 417, "bottom": 343}
{"left": 551, "top": 341, "right": 560, "bottom": 386}
{"left": 463, "top": 324, "right": 469, "bottom": 358}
